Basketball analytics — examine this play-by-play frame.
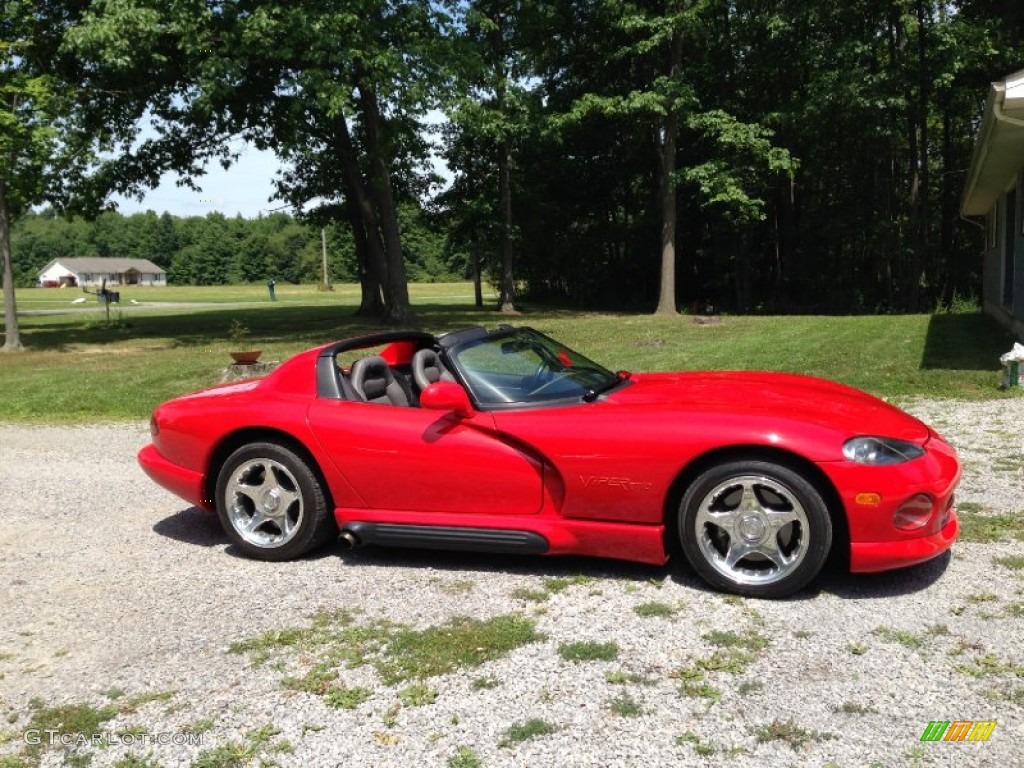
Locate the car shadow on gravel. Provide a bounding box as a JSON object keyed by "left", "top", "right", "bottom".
{"left": 152, "top": 507, "right": 360, "bottom": 562}
{"left": 152, "top": 507, "right": 954, "bottom": 600}
{"left": 152, "top": 506, "right": 677, "bottom": 576}
{"left": 336, "top": 544, "right": 675, "bottom": 582}
{"left": 334, "top": 545, "right": 955, "bottom": 601}
{"left": 152, "top": 507, "right": 225, "bottom": 547}
{"left": 816, "top": 550, "right": 954, "bottom": 600}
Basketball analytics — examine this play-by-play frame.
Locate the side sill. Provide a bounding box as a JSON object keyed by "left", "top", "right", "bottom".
{"left": 342, "top": 522, "right": 548, "bottom": 555}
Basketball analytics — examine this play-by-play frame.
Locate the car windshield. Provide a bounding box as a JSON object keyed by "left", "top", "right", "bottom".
{"left": 449, "top": 328, "right": 619, "bottom": 405}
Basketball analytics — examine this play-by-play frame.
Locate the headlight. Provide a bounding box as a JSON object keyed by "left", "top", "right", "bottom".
{"left": 842, "top": 437, "right": 925, "bottom": 465}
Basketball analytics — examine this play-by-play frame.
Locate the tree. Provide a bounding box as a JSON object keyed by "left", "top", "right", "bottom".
{"left": 7, "top": 0, "right": 1014, "bottom": 319}
{"left": 151, "top": 212, "right": 179, "bottom": 268}
{"left": 1, "top": 4, "right": 79, "bottom": 351}
{"left": 2, "top": 0, "right": 214, "bottom": 349}
{"left": 714, "top": 0, "right": 1015, "bottom": 312}
{"left": 10, "top": 211, "right": 93, "bottom": 285}
{"left": 439, "top": 118, "right": 502, "bottom": 307}
{"left": 450, "top": 1, "right": 541, "bottom": 313}
{"left": 536, "top": 0, "right": 793, "bottom": 313}
{"left": 538, "top": 0, "right": 702, "bottom": 315}
{"left": 180, "top": 1, "right": 456, "bottom": 323}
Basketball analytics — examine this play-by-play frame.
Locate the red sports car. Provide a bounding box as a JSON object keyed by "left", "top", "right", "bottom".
{"left": 139, "top": 325, "right": 960, "bottom": 598}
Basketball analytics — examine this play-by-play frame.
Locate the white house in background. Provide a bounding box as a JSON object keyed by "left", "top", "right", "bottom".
{"left": 961, "top": 68, "right": 1024, "bottom": 340}
{"left": 37, "top": 257, "right": 167, "bottom": 288}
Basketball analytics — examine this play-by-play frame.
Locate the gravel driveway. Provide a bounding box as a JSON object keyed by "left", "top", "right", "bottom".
{"left": 0, "top": 399, "right": 1021, "bottom": 767}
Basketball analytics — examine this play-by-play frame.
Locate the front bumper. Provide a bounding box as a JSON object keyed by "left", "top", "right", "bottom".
{"left": 820, "top": 431, "right": 961, "bottom": 573}
{"left": 138, "top": 444, "right": 212, "bottom": 511}
{"left": 850, "top": 511, "right": 959, "bottom": 572}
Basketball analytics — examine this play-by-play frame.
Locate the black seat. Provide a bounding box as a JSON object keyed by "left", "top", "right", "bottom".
{"left": 411, "top": 348, "right": 455, "bottom": 392}
{"left": 350, "top": 356, "right": 411, "bottom": 406}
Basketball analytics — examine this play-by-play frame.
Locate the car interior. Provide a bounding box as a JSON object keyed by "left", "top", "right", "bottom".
{"left": 343, "top": 347, "right": 457, "bottom": 407}
{"left": 323, "top": 327, "right": 555, "bottom": 408}
{"left": 349, "top": 355, "right": 414, "bottom": 406}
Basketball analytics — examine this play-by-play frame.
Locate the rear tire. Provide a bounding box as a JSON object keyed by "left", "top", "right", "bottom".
{"left": 678, "top": 460, "right": 832, "bottom": 598}
{"left": 215, "top": 442, "right": 335, "bottom": 561}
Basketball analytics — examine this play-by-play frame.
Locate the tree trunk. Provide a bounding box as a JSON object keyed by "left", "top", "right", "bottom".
{"left": 497, "top": 138, "right": 515, "bottom": 313}
{"left": 913, "top": 0, "right": 930, "bottom": 311}
{"left": 357, "top": 81, "right": 411, "bottom": 325}
{"left": 654, "top": 30, "right": 684, "bottom": 316}
{"left": 470, "top": 230, "right": 483, "bottom": 308}
{"left": 654, "top": 125, "right": 678, "bottom": 315}
{"left": 320, "top": 227, "right": 331, "bottom": 291}
{"left": 938, "top": 98, "right": 956, "bottom": 305}
{"left": 734, "top": 231, "right": 753, "bottom": 311}
{"left": 335, "top": 115, "right": 385, "bottom": 317}
{"left": 0, "top": 178, "right": 23, "bottom": 352}
{"left": 905, "top": 95, "right": 924, "bottom": 311}
{"left": 345, "top": 202, "right": 384, "bottom": 317}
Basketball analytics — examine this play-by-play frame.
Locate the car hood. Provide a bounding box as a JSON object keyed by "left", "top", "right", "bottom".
{"left": 606, "top": 371, "right": 930, "bottom": 442}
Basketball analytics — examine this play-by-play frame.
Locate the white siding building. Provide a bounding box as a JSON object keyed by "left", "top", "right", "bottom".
{"left": 37, "top": 258, "right": 167, "bottom": 288}
{"left": 962, "top": 69, "right": 1024, "bottom": 340}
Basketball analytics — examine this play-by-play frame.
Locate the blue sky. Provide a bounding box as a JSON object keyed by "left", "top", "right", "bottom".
{"left": 110, "top": 142, "right": 284, "bottom": 218}
{"left": 108, "top": 108, "right": 452, "bottom": 218}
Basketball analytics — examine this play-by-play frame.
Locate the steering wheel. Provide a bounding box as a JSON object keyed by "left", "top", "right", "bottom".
{"left": 524, "top": 370, "right": 575, "bottom": 398}
{"left": 522, "top": 359, "right": 550, "bottom": 392}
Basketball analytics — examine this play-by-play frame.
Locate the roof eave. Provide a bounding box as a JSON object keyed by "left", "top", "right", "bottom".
{"left": 961, "top": 85, "right": 1003, "bottom": 217}
{"left": 962, "top": 71, "right": 1024, "bottom": 217}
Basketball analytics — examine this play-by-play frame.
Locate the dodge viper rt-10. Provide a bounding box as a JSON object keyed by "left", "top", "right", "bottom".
{"left": 139, "top": 325, "right": 960, "bottom": 598}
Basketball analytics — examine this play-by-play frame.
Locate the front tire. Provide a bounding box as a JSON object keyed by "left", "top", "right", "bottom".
{"left": 679, "top": 460, "right": 832, "bottom": 598}
{"left": 215, "top": 442, "right": 335, "bottom": 561}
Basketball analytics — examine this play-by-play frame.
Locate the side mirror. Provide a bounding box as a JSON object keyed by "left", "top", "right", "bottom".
{"left": 420, "top": 381, "right": 475, "bottom": 419}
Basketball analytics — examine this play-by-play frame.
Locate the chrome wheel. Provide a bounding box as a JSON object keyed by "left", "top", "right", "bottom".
{"left": 225, "top": 458, "right": 304, "bottom": 548}
{"left": 679, "top": 460, "right": 833, "bottom": 598}
{"left": 215, "top": 442, "right": 335, "bottom": 561}
{"left": 694, "top": 475, "right": 808, "bottom": 587}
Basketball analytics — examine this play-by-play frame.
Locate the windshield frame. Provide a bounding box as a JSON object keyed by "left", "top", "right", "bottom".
{"left": 443, "top": 326, "right": 625, "bottom": 410}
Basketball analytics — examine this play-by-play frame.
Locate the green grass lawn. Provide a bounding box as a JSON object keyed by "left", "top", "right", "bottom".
{"left": 4, "top": 282, "right": 485, "bottom": 309}
{"left": 0, "top": 282, "right": 1019, "bottom": 423}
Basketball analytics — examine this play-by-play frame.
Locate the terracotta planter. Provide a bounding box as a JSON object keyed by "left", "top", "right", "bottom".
{"left": 229, "top": 350, "right": 263, "bottom": 365}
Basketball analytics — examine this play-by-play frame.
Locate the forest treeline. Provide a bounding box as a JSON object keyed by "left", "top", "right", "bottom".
{"left": 4, "top": 1, "right": 1024, "bottom": 340}
{"left": 12, "top": 205, "right": 461, "bottom": 288}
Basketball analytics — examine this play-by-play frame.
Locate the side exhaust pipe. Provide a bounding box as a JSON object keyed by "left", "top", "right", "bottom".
{"left": 338, "top": 530, "right": 360, "bottom": 549}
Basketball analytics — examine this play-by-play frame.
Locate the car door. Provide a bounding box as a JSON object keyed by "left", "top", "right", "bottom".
{"left": 307, "top": 399, "right": 544, "bottom": 515}
{"left": 490, "top": 404, "right": 668, "bottom": 524}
